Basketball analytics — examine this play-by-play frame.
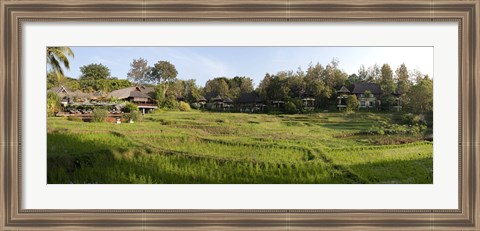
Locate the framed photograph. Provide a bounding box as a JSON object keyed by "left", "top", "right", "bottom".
{"left": 1, "top": 0, "right": 479, "bottom": 230}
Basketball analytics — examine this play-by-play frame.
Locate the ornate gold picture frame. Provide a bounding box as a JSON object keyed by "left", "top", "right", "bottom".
{"left": 1, "top": 0, "right": 479, "bottom": 229}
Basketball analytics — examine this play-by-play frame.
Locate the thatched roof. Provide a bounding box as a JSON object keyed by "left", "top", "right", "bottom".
{"left": 129, "top": 90, "right": 150, "bottom": 99}
{"left": 223, "top": 97, "right": 233, "bottom": 103}
{"left": 108, "top": 86, "right": 154, "bottom": 99}
{"left": 198, "top": 96, "right": 207, "bottom": 102}
{"left": 71, "top": 90, "right": 90, "bottom": 99}
{"left": 48, "top": 85, "right": 71, "bottom": 96}
{"left": 352, "top": 83, "right": 382, "bottom": 95}
{"left": 337, "top": 86, "right": 351, "bottom": 94}
{"left": 211, "top": 95, "right": 223, "bottom": 102}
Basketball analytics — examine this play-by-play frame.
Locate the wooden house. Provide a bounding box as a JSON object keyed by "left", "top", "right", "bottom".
{"left": 223, "top": 97, "right": 234, "bottom": 110}
{"left": 392, "top": 92, "right": 402, "bottom": 112}
{"left": 211, "top": 95, "right": 224, "bottom": 110}
{"left": 352, "top": 83, "right": 382, "bottom": 109}
{"left": 301, "top": 96, "right": 315, "bottom": 111}
{"left": 197, "top": 96, "right": 207, "bottom": 108}
{"left": 336, "top": 85, "right": 350, "bottom": 110}
{"left": 237, "top": 92, "right": 266, "bottom": 112}
{"left": 108, "top": 86, "right": 157, "bottom": 114}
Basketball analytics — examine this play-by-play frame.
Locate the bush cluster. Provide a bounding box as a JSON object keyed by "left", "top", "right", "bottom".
{"left": 178, "top": 102, "right": 192, "bottom": 111}
{"left": 122, "top": 102, "right": 139, "bottom": 113}
{"left": 92, "top": 108, "right": 108, "bottom": 122}
{"left": 367, "top": 120, "right": 426, "bottom": 135}
{"left": 123, "top": 111, "right": 143, "bottom": 122}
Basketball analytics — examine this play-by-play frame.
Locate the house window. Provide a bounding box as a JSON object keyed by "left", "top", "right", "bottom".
{"left": 360, "top": 94, "right": 364, "bottom": 97}
{"left": 369, "top": 101, "right": 374, "bottom": 107}
{"left": 361, "top": 101, "right": 366, "bottom": 107}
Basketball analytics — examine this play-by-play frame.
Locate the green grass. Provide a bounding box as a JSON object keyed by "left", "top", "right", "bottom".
{"left": 47, "top": 111, "right": 433, "bottom": 184}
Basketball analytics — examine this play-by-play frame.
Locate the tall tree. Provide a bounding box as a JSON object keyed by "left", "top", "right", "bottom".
{"left": 367, "top": 64, "right": 381, "bottom": 82}
{"left": 150, "top": 61, "right": 178, "bottom": 97}
{"left": 379, "top": 64, "right": 396, "bottom": 110}
{"left": 323, "top": 58, "right": 348, "bottom": 99}
{"left": 46, "top": 47, "right": 74, "bottom": 81}
{"left": 204, "top": 78, "right": 229, "bottom": 99}
{"left": 395, "top": 63, "right": 411, "bottom": 94}
{"left": 257, "top": 73, "right": 273, "bottom": 100}
{"left": 379, "top": 64, "right": 395, "bottom": 94}
{"left": 127, "top": 58, "right": 150, "bottom": 84}
{"left": 79, "top": 63, "right": 111, "bottom": 80}
{"left": 412, "top": 69, "right": 425, "bottom": 84}
{"left": 406, "top": 76, "right": 433, "bottom": 114}
{"left": 358, "top": 64, "right": 368, "bottom": 82}
{"left": 395, "top": 63, "right": 413, "bottom": 109}
{"left": 305, "top": 63, "right": 325, "bottom": 101}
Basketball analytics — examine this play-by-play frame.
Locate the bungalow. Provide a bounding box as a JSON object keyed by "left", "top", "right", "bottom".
{"left": 210, "top": 96, "right": 234, "bottom": 111}
{"left": 197, "top": 96, "right": 207, "bottom": 108}
{"left": 301, "top": 95, "right": 315, "bottom": 111}
{"left": 48, "top": 85, "right": 71, "bottom": 105}
{"left": 211, "top": 95, "right": 224, "bottom": 110}
{"left": 352, "top": 83, "right": 382, "bottom": 109}
{"left": 108, "top": 86, "right": 157, "bottom": 114}
{"left": 237, "top": 92, "right": 266, "bottom": 112}
{"left": 336, "top": 85, "right": 350, "bottom": 111}
{"left": 392, "top": 92, "right": 402, "bottom": 112}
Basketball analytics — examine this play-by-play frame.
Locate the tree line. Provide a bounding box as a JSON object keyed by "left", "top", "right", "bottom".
{"left": 47, "top": 52, "right": 433, "bottom": 114}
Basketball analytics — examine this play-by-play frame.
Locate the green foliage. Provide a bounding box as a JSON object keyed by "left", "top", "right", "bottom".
{"left": 47, "top": 71, "right": 59, "bottom": 89}
{"left": 47, "top": 111, "right": 433, "bottom": 184}
{"left": 150, "top": 61, "right": 178, "bottom": 98}
{"left": 92, "top": 108, "right": 108, "bottom": 122}
{"left": 47, "top": 92, "right": 61, "bottom": 117}
{"left": 405, "top": 77, "right": 433, "bottom": 114}
{"left": 127, "top": 58, "right": 150, "bottom": 84}
{"left": 79, "top": 63, "right": 111, "bottom": 81}
{"left": 79, "top": 77, "right": 132, "bottom": 92}
{"left": 345, "top": 95, "right": 359, "bottom": 112}
{"left": 122, "top": 102, "right": 139, "bottom": 113}
{"left": 400, "top": 113, "right": 427, "bottom": 126}
{"left": 156, "top": 93, "right": 177, "bottom": 109}
{"left": 366, "top": 116, "right": 427, "bottom": 136}
{"left": 204, "top": 78, "right": 229, "bottom": 99}
{"left": 379, "top": 63, "right": 395, "bottom": 95}
{"left": 46, "top": 47, "right": 74, "bottom": 81}
{"left": 67, "top": 116, "right": 83, "bottom": 122}
{"left": 178, "top": 102, "right": 192, "bottom": 111}
{"left": 123, "top": 111, "right": 143, "bottom": 122}
{"left": 395, "top": 63, "right": 412, "bottom": 95}
{"left": 284, "top": 101, "right": 298, "bottom": 114}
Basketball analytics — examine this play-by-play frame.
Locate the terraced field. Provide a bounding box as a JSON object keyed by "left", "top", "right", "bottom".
{"left": 47, "top": 111, "right": 433, "bottom": 184}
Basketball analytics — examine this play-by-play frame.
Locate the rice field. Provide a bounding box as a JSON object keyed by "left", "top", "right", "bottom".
{"left": 47, "top": 111, "right": 433, "bottom": 184}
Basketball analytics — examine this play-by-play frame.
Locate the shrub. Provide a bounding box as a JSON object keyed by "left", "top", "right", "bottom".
{"left": 67, "top": 116, "right": 83, "bottom": 122}
{"left": 178, "top": 102, "right": 192, "bottom": 111}
{"left": 47, "top": 92, "right": 61, "bottom": 117}
{"left": 401, "top": 113, "right": 427, "bottom": 126}
{"left": 92, "top": 108, "right": 108, "bottom": 122}
{"left": 346, "top": 95, "right": 359, "bottom": 112}
{"left": 284, "top": 101, "right": 298, "bottom": 114}
{"left": 123, "top": 111, "right": 143, "bottom": 122}
{"left": 157, "top": 95, "right": 177, "bottom": 109}
{"left": 123, "top": 102, "right": 138, "bottom": 113}
{"left": 190, "top": 102, "right": 200, "bottom": 109}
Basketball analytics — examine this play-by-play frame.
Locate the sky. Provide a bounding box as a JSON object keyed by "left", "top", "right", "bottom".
{"left": 62, "top": 47, "right": 433, "bottom": 87}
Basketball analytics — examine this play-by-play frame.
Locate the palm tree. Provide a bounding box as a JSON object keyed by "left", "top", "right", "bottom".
{"left": 46, "top": 47, "right": 74, "bottom": 81}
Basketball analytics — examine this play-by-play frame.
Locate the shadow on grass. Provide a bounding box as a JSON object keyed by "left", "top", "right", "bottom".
{"left": 347, "top": 157, "right": 433, "bottom": 184}
{"left": 47, "top": 132, "right": 431, "bottom": 184}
